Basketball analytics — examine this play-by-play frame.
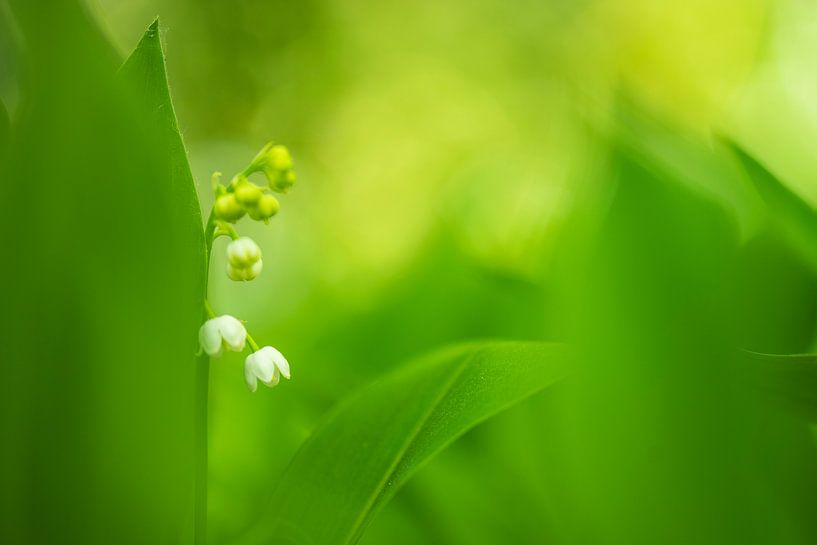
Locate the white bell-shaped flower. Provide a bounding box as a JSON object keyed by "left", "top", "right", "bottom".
{"left": 227, "top": 237, "right": 262, "bottom": 268}
{"left": 244, "top": 346, "right": 291, "bottom": 392}
{"left": 199, "top": 315, "right": 247, "bottom": 357}
{"left": 227, "top": 259, "right": 263, "bottom": 281}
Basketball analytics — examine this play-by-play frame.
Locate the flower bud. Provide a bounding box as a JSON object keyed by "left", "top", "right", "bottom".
{"left": 247, "top": 194, "right": 280, "bottom": 222}
{"left": 234, "top": 178, "right": 263, "bottom": 207}
{"left": 268, "top": 169, "right": 296, "bottom": 194}
{"left": 226, "top": 237, "right": 262, "bottom": 268}
{"left": 247, "top": 142, "right": 296, "bottom": 194}
{"left": 267, "top": 145, "right": 293, "bottom": 171}
{"left": 214, "top": 193, "right": 245, "bottom": 223}
{"left": 249, "top": 142, "right": 292, "bottom": 170}
{"left": 227, "top": 259, "right": 263, "bottom": 281}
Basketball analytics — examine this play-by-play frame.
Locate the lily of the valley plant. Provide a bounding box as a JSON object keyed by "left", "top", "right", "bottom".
{"left": 199, "top": 142, "right": 296, "bottom": 391}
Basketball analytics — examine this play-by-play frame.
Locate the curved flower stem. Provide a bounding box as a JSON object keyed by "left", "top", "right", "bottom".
{"left": 204, "top": 299, "right": 217, "bottom": 319}
{"left": 214, "top": 220, "right": 240, "bottom": 241}
{"left": 246, "top": 332, "right": 261, "bottom": 352}
{"left": 196, "top": 207, "right": 217, "bottom": 545}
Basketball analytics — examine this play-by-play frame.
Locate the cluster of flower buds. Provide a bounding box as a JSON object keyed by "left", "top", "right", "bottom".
{"left": 213, "top": 143, "right": 295, "bottom": 225}
{"left": 213, "top": 178, "right": 280, "bottom": 224}
{"left": 210, "top": 142, "right": 297, "bottom": 283}
{"left": 199, "top": 315, "right": 290, "bottom": 392}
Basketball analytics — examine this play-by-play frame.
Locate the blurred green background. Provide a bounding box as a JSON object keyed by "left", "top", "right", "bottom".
{"left": 4, "top": 0, "right": 817, "bottom": 543}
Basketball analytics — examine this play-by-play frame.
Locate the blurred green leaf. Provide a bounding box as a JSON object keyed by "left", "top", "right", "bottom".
{"left": 119, "top": 19, "right": 209, "bottom": 544}
{"left": 730, "top": 144, "right": 817, "bottom": 273}
{"left": 611, "top": 105, "right": 765, "bottom": 240}
{"left": 236, "top": 342, "right": 570, "bottom": 545}
{"left": 0, "top": 99, "right": 8, "bottom": 153}
{"left": 548, "top": 135, "right": 817, "bottom": 545}
{"left": 743, "top": 351, "right": 817, "bottom": 421}
{"left": 0, "top": 10, "right": 204, "bottom": 545}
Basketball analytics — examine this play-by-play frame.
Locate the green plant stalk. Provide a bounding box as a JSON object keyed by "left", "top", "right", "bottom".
{"left": 196, "top": 209, "right": 217, "bottom": 545}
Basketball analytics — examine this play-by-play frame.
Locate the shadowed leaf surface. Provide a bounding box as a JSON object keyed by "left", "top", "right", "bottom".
{"left": 743, "top": 351, "right": 817, "bottom": 421}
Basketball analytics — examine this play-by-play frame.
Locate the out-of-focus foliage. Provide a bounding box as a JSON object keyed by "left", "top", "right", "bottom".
{"left": 89, "top": 1, "right": 817, "bottom": 544}
{"left": 4, "top": 0, "right": 817, "bottom": 544}
{"left": 0, "top": 4, "right": 204, "bottom": 545}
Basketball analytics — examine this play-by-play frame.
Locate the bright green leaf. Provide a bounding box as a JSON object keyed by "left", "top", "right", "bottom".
{"left": 235, "top": 341, "right": 570, "bottom": 545}
{"left": 119, "top": 19, "right": 205, "bottom": 242}
{"left": 0, "top": 11, "right": 204, "bottom": 545}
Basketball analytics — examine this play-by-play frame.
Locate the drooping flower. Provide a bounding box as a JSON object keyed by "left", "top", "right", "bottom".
{"left": 226, "top": 237, "right": 263, "bottom": 281}
{"left": 199, "top": 315, "right": 247, "bottom": 357}
{"left": 227, "top": 259, "right": 263, "bottom": 281}
{"left": 227, "top": 236, "right": 261, "bottom": 267}
{"left": 244, "top": 346, "right": 291, "bottom": 392}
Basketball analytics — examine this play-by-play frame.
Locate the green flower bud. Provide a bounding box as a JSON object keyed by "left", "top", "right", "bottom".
{"left": 247, "top": 194, "right": 280, "bottom": 222}
{"left": 248, "top": 142, "right": 291, "bottom": 171}
{"left": 268, "top": 169, "right": 296, "bottom": 194}
{"left": 246, "top": 142, "right": 296, "bottom": 193}
{"left": 214, "top": 193, "right": 245, "bottom": 223}
{"left": 266, "top": 145, "right": 293, "bottom": 171}
{"left": 234, "top": 178, "right": 263, "bottom": 207}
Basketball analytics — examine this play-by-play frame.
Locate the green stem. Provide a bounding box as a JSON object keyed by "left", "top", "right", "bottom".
{"left": 246, "top": 332, "right": 261, "bottom": 352}
{"left": 211, "top": 172, "right": 222, "bottom": 193}
{"left": 204, "top": 299, "right": 217, "bottom": 319}
{"left": 195, "top": 207, "right": 217, "bottom": 545}
{"left": 214, "top": 220, "right": 240, "bottom": 241}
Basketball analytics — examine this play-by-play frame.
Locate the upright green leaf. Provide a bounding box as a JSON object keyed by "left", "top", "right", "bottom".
{"left": 730, "top": 144, "right": 817, "bottom": 273}
{"left": 546, "top": 138, "right": 817, "bottom": 545}
{"left": 0, "top": 9, "right": 204, "bottom": 545}
{"left": 119, "top": 19, "right": 204, "bottom": 244}
{"left": 118, "top": 19, "right": 209, "bottom": 544}
{"left": 235, "top": 342, "right": 570, "bottom": 545}
{"left": 0, "top": 99, "right": 9, "bottom": 154}
{"left": 608, "top": 103, "right": 766, "bottom": 241}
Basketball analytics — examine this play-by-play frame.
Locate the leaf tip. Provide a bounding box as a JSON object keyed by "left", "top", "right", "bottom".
{"left": 142, "top": 17, "right": 162, "bottom": 43}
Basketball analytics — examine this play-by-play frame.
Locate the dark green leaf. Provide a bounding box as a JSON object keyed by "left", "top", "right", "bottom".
{"left": 0, "top": 99, "right": 8, "bottom": 154}
{"left": 236, "top": 341, "right": 570, "bottom": 545}
{"left": 742, "top": 351, "right": 817, "bottom": 421}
